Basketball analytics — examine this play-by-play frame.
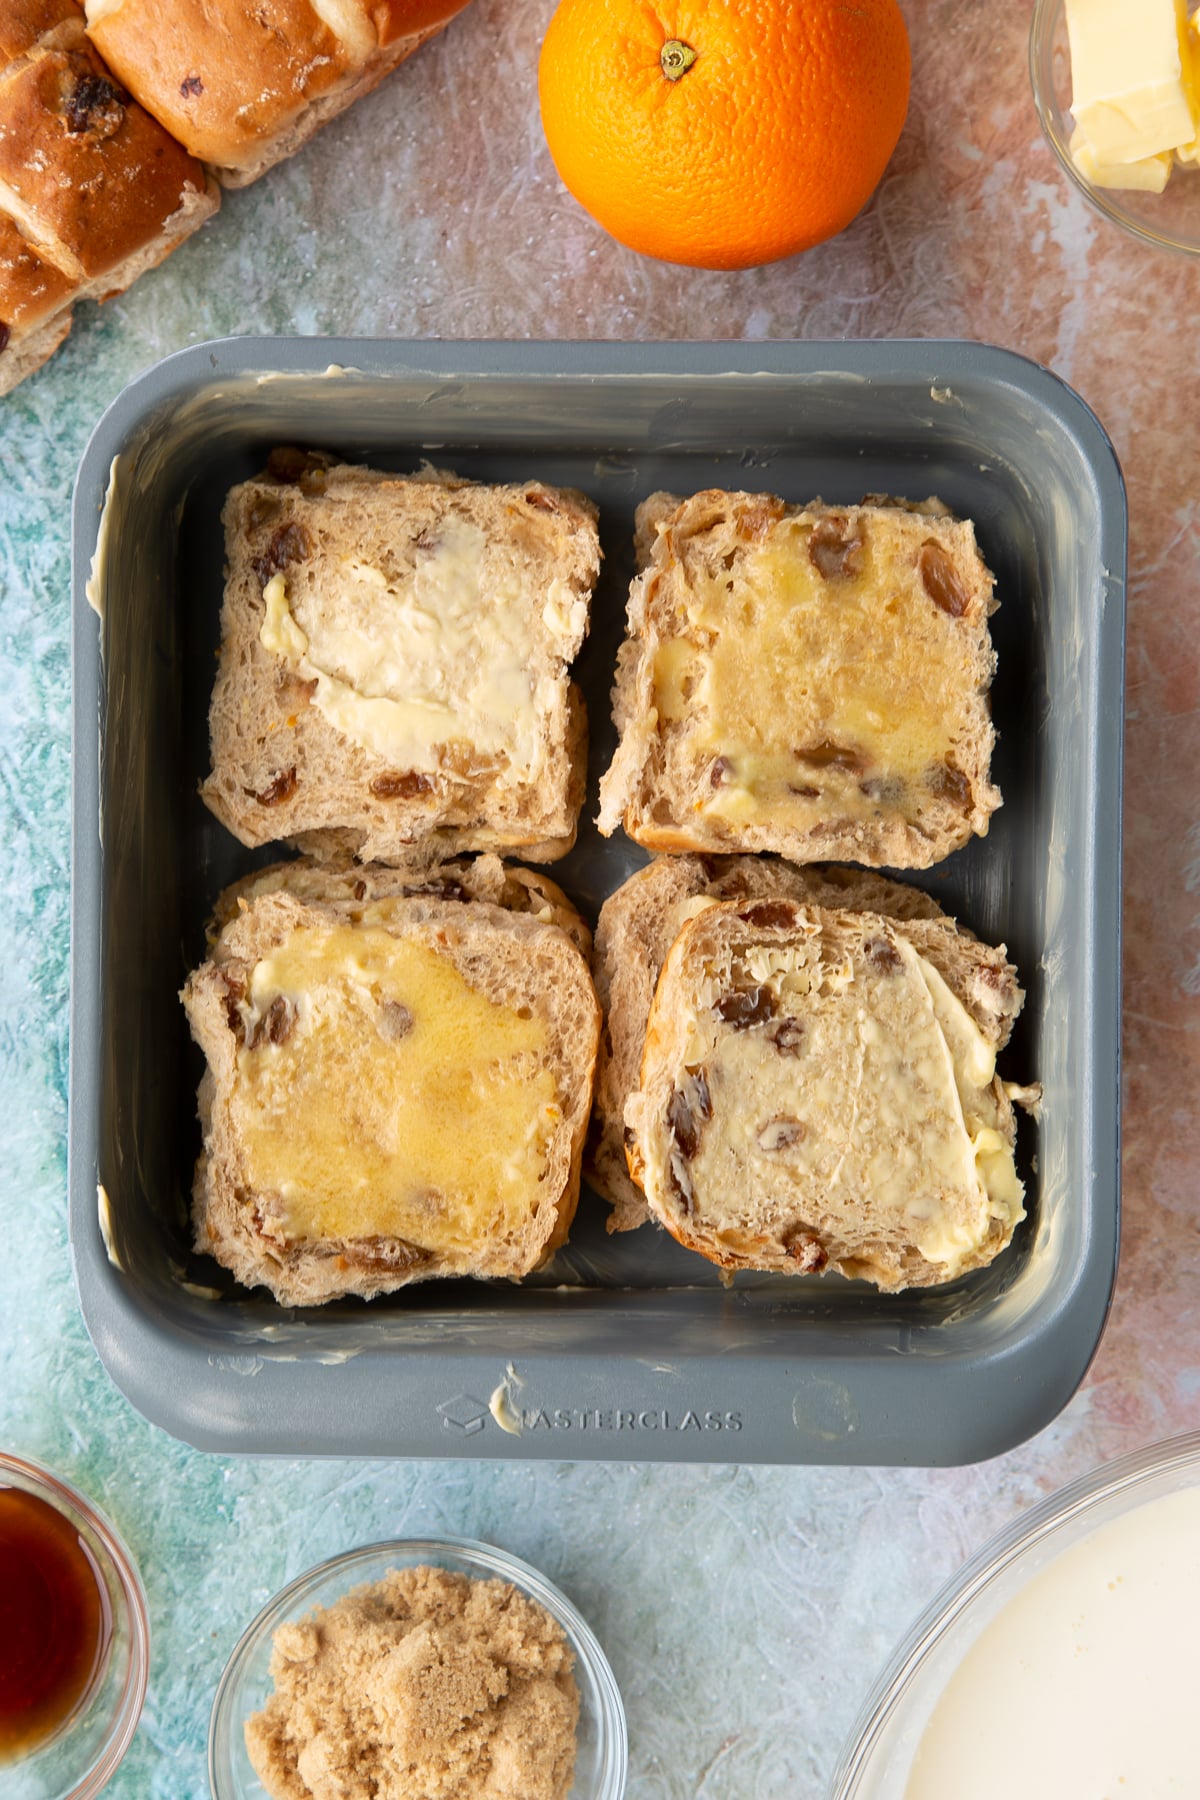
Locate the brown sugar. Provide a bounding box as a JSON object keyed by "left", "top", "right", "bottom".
{"left": 244, "top": 1564, "right": 580, "bottom": 1800}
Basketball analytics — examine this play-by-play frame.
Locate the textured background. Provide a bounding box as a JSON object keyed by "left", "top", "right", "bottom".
{"left": 1, "top": 1, "right": 1199, "bottom": 1795}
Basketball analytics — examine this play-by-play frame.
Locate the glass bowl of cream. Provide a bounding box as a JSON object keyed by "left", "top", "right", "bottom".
{"left": 209, "top": 1535, "right": 627, "bottom": 1800}
{"left": 830, "top": 1431, "right": 1200, "bottom": 1798}
{"left": 1030, "top": 0, "right": 1200, "bottom": 256}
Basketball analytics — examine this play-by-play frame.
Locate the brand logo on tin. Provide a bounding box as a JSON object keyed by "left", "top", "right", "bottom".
{"left": 437, "top": 1394, "right": 490, "bottom": 1435}
{"left": 436, "top": 1395, "right": 742, "bottom": 1434}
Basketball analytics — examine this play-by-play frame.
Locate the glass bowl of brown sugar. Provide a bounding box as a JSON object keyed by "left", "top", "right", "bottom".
{"left": 209, "top": 1535, "right": 627, "bottom": 1800}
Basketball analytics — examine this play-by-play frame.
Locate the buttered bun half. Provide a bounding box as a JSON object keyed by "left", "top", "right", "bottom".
{"left": 202, "top": 457, "right": 599, "bottom": 867}
{"left": 590, "top": 854, "right": 948, "bottom": 1233}
{"left": 612, "top": 872, "right": 1037, "bottom": 1292}
{"left": 182, "top": 856, "right": 602, "bottom": 1306}
{"left": 598, "top": 488, "right": 1001, "bottom": 869}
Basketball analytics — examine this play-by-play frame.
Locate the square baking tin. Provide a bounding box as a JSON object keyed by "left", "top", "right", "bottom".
{"left": 69, "top": 339, "right": 1124, "bottom": 1465}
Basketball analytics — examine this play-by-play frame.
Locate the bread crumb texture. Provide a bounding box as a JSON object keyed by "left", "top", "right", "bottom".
{"left": 245, "top": 1565, "right": 580, "bottom": 1800}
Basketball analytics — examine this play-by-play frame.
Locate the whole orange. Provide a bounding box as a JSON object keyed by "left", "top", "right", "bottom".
{"left": 538, "top": 0, "right": 912, "bottom": 269}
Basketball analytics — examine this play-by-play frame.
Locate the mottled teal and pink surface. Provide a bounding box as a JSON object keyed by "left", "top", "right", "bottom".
{"left": 0, "top": 1, "right": 1196, "bottom": 1794}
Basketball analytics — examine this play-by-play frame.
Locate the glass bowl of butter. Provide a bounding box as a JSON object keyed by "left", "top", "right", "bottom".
{"left": 209, "top": 1535, "right": 627, "bottom": 1800}
{"left": 829, "top": 1431, "right": 1200, "bottom": 1798}
{"left": 1030, "top": 0, "right": 1200, "bottom": 255}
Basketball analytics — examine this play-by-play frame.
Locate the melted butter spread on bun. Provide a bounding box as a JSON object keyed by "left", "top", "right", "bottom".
{"left": 649, "top": 514, "right": 988, "bottom": 832}
{"left": 230, "top": 913, "right": 560, "bottom": 1259}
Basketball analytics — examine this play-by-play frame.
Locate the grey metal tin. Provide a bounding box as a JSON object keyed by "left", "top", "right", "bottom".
{"left": 69, "top": 338, "right": 1124, "bottom": 1465}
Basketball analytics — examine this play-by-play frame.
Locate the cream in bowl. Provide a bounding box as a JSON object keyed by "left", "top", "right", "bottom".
{"left": 832, "top": 1433, "right": 1200, "bottom": 1799}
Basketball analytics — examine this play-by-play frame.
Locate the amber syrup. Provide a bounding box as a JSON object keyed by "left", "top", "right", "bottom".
{"left": 0, "top": 1485, "right": 112, "bottom": 1763}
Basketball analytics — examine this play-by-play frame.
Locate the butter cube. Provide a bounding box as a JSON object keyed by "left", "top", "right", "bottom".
{"left": 1069, "top": 126, "right": 1174, "bottom": 191}
{"left": 1066, "top": 0, "right": 1199, "bottom": 162}
{"left": 1179, "top": 12, "right": 1200, "bottom": 164}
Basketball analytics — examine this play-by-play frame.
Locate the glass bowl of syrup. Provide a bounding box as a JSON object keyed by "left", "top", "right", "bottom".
{"left": 0, "top": 1452, "right": 149, "bottom": 1800}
